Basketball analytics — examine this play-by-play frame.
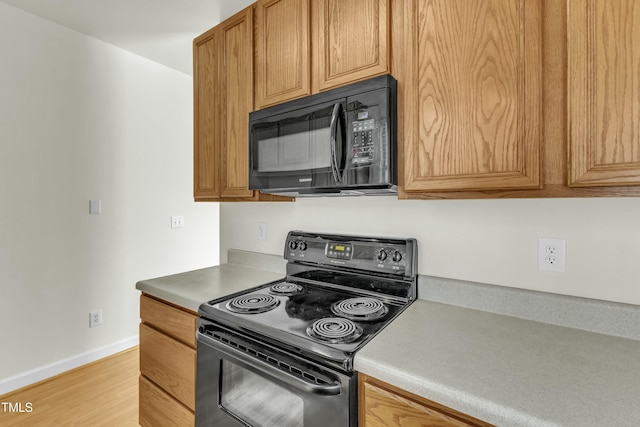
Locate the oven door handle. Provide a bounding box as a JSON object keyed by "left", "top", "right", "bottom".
{"left": 198, "top": 331, "right": 343, "bottom": 396}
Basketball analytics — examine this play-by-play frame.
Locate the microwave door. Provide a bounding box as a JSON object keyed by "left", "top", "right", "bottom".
{"left": 250, "top": 100, "right": 345, "bottom": 192}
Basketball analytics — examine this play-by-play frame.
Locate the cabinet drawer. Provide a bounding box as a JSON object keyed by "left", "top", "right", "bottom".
{"left": 140, "top": 294, "right": 197, "bottom": 348}
{"left": 139, "top": 375, "right": 194, "bottom": 427}
{"left": 359, "top": 374, "right": 492, "bottom": 427}
{"left": 140, "top": 323, "right": 196, "bottom": 411}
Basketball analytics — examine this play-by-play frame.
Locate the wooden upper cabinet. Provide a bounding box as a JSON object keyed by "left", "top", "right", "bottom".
{"left": 193, "top": 6, "right": 292, "bottom": 202}
{"left": 399, "top": 0, "right": 542, "bottom": 193}
{"left": 568, "top": 0, "right": 640, "bottom": 187}
{"left": 193, "top": 29, "right": 220, "bottom": 200}
{"left": 218, "top": 9, "right": 255, "bottom": 198}
{"left": 313, "top": 0, "right": 390, "bottom": 92}
{"left": 255, "top": 0, "right": 311, "bottom": 108}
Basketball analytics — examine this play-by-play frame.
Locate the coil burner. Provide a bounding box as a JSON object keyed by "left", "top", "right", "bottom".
{"left": 307, "top": 317, "right": 363, "bottom": 344}
{"left": 226, "top": 294, "right": 280, "bottom": 314}
{"left": 269, "top": 282, "right": 304, "bottom": 296}
{"left": 331, "top": 297, "right": 388, "bottom": 321}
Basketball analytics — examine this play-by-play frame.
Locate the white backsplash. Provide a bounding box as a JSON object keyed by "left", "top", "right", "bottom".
{"left": 220, "top": 196, "right": 640, "bottom": 306}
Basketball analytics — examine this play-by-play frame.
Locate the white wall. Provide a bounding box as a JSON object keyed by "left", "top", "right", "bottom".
{"left": 220, "top": 197, "right": 640, "bottom": 306}
{"left": 0, "top": 3, "right": 218, "bottom": 385}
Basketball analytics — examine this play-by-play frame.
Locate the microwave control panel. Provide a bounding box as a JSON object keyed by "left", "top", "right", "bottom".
{"left": 351, "top": 118, "right": 375, "bottom": 166}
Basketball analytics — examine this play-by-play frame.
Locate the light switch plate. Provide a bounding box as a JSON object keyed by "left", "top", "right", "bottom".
{"left": 89, "top": 200, "right": 101, "bottom": 214}
{"left": 171, "top": 215, "right": 185, "bottom": 228}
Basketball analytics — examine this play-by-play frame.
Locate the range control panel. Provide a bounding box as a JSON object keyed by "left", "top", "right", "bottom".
{"left": 284, "top": 231, "right": 417, "bottom": 278}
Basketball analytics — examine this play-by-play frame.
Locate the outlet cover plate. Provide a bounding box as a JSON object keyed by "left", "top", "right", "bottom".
{"left": 89, "top": 310, "right": 103, "bottom": 328}
{"left": 538, "top": 238, "right": 566, "bottom": 272}
{"left": 257, "top": 221, "right": 267, "bottom": 240}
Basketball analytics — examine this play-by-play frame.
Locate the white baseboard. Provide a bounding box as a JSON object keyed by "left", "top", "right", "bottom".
{"left": 0, "top": 335, "right": 139, "bottom": 396}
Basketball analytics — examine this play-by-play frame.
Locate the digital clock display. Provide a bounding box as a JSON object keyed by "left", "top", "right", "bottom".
{"left": 327, "top": 242, "right": 352, "bottom": 260}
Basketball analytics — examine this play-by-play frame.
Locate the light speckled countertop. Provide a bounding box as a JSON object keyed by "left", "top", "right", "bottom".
{"left": 136, "top": 254, "right": 640, "bottom": 426}
{"left": 355, "top": 299, "right": 640, "bottom": 427}
{"left": 135, "top": 249, "right": 285, "bottom": 312}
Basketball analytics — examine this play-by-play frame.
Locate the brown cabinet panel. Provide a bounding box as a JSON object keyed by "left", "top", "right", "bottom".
{"left": 568, "top": 0, "right": 640, "bottom": 187}
{"left": 193, "top": 29, "right": 220, "bottom": 200}
{"left": 359, "top": 374, "right": 493, "bottom": 427}
{"left": 140, "top": 323, "right": 196, "bottom": 411}
{"left": 313, "top": 0, "right": 389, "bottom": 92}
{"left": 139, "top": 375, "right": 194, "bottom": 427}
{"left": 399, "top": 0, "right": 542, "bottom": 193}
{"left": 140, "top": 294, "right": 197, "bottom": 348}
{"left": 219, "top": 9, "right": 255, "bottom": 198}
{"left": 396, "top": 0, "right": 640, "bottom": 199}
{"left": 255, "top": 0, "right": 311, "bottom": 108}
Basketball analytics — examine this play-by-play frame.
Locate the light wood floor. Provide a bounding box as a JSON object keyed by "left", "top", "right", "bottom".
{"left": 0, "top": 347, "right": 139, "bottom": 426}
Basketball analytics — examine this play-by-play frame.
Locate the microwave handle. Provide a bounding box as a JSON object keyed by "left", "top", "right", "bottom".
{"left": 329, "top": 102, "right": 342, "bottom": 183}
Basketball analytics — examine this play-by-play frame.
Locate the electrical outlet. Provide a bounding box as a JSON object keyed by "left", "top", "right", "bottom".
{"left": 538, "top": 238, "right": 566, "bottom": 272}
{"left": 257, "top": 221, "right": 267, "bottom": 240}
{"left": 89, "top": 310, "right": 102, "bottom": 328}
{"left": 171, "top": 215, "right": 184, "bottom": 228}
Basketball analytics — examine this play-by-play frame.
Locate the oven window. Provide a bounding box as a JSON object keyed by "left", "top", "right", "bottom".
{"left": 220, "top": 359, "right": 303, "bottom": 427}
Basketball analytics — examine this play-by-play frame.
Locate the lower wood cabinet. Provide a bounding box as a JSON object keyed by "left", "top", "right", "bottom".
{"left": 359, "top": 374, "right": 493, "bottom": 427}
{"left": 139, "top": 375, "right": 194, "bottom": 426}
{"left": 139, "top": 294, "right": 197, "bottom": 426}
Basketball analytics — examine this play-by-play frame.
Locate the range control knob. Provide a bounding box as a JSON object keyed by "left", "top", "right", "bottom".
{"left": 392, "top": 251, "right": 403, "bottom": 262}
{"left": 289, "top": 240, "right": 298, "bottom": 250}
{"left": 377, "top": 249, "right": 388, "bottom": 261}
{"left": 298, "top": 241, "right": 308, "bottom": 251}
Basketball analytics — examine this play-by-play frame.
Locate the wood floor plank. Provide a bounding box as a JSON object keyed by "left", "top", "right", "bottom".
{"left": 0, "top": 347, "right": 139, "bottom": 426}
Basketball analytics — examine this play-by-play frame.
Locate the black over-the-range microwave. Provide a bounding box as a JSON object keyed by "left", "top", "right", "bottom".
{"left": 248, "top": 74, "right": 397, "bottom": 197}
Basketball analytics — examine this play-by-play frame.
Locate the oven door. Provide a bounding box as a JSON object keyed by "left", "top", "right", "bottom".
{"left": 249, "top": 100, "right": 347, "bottom": 194}
{"left": 196, "top": 320, "right": 355, "bottom": 427}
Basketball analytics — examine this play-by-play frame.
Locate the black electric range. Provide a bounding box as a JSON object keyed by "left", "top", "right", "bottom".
{"left": 195, "top": 231, "right": 418, "bottom": 427}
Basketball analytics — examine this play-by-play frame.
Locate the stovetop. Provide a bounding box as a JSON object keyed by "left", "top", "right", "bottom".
{"left": 200, "top": 280, "right": 408, "bottom": 366}
{"left": 198, "top": 231, "right": 418, "bottom": 372}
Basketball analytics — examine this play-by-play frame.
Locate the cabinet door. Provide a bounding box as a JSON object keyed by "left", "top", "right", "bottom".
{"left": 400, "top": 0, "right": 542, "bottom": 192}
{"left": 219, "top": 8, "right": 255, "bottom": 198}
{"left": 193, "top": 29, "right": 221, "bottom": 200}
{"left": 568, "top": 0, "right": 640, "bottom": 187}
{"left": 313, "top": 0, "right": 389, "bottom": 92}
{"left": 255, "top": 0, "right": 311, "bottom": 108}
